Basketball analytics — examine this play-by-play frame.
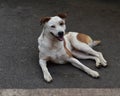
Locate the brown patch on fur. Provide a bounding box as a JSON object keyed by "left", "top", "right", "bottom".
{"left": 44, "top": 56, "right": 51, "bottom": 61}
{"left": 58, "top": 13, "right": 67, "bottom": 19}
{"left": 40, "top": 17, "right": 51, "bottom": 25}
{"left": 77, "top": 33, "right": 93, "bottom": 44}
{"left": 64, "top": 40, "right": 72, "bottom": 57}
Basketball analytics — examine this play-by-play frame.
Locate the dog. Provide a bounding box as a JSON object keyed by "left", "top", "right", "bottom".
{"left": 38, "top": 13, "right": 107, "bottom": 82}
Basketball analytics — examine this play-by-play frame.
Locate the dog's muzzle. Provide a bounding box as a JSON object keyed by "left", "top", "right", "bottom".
{"left": 50, "top": 31, "right": 64, "bottom": 41}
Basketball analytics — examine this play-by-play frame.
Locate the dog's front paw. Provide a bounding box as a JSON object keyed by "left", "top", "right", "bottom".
{"left": 90, "top": 71, "right": 100, "bottom": 78}
{"left": 44, "top": 74, "right": 53, "bottom": 83}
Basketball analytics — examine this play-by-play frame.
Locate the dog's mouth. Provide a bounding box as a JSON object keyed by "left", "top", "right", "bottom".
{"left": 50, "top": 32, "right": 64, "bottom": 41}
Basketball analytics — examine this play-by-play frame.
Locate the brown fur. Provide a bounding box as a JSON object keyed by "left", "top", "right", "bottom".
{"left": 58, "top": 13, "right": 67, "bottom": 19}
{"left": 64, "top": 40, "right": 72, "bottom": 57}
{"left": 77, "top": 33, "right": 93, "bottom": 44}
{"left": 40, "top": 17, "right": 51, "bottom": 25}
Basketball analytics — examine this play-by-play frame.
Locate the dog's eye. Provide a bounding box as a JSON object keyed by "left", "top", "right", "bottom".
{"left": 51, "top": 25, "right": 55, "bottom": 28}
{"left": 60, "top": 22, "right": 64, "bottom": 26}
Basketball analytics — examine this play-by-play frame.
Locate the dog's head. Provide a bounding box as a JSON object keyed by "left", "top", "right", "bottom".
{"left": 40, "top": 13, "right": 67, "bottom": 41}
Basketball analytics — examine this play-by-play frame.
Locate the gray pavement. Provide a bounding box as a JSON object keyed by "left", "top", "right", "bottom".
{"left": 0, "top": 0, "right": 120, "bottom": 88}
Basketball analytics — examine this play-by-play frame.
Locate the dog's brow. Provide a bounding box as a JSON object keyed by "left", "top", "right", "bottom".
{"left": 59, "top": 21, "right": 65, "bottom": 24}
{"left": 59, "top": 21, "right": 63, "bottom": 23}
{"left": 61, "top": 20, "right": 64, "bottom": 22}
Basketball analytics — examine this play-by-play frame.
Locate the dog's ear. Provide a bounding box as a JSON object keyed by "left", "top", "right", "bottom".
{"left": 57, "top": 13, "right": 67, "bottom": 19}
{"left": 40, "top": 17, "right": 51, "bottom": 25}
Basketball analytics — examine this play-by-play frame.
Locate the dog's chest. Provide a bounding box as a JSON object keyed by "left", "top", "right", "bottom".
{"left": 51, "top": 50, "right": 66, "bottom": 63}
{"left": 39, "top": 41, "right": 67, "bottom": 63}
{"left": 45, "top": 48, "right": 67, "bottom": 64}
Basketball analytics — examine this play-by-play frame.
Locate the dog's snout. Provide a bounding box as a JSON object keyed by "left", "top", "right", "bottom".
{"left": 58, "top": 31, "right": 64, "bottom": 37}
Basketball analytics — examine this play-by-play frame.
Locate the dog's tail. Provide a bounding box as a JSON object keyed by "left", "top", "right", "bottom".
{"left": 89, "top": 40, "right": 101, "bottom": 47}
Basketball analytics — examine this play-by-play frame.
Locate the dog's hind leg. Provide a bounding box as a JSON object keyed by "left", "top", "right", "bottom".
{"left": 72, "top": 50, "right": 101, "bottom": 68}
{"left": 70, "top": 35, "right": 107, "bottom": 67}
{"left": 67, "top": 57, "right": 100, "bottom": 78}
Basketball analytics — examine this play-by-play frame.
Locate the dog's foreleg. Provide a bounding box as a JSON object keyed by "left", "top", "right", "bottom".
{"left": 72, "top": 50, "right": 101, "bottom": 68}
{"left": 39, "top": 59, "right": 53, "bottom": 82}
{"left": 67, "top": 57, "right": 100, "bottom": 78}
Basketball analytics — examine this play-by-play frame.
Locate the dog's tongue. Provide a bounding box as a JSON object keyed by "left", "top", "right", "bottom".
{"left": 58, "top": 36, "right": 64, "bottom": 41}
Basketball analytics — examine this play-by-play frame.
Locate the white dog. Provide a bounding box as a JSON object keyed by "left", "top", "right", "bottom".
{"left": 38, "top": 13, "right": 107, "bottom": 82}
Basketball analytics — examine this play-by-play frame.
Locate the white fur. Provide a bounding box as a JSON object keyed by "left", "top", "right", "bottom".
{"left": 38, "top": 16, "right": 107, "bottom": 82}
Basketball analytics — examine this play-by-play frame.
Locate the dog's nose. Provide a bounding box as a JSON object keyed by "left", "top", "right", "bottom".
{"left": 58, "top": 31, "right": 64, "bottom": 37}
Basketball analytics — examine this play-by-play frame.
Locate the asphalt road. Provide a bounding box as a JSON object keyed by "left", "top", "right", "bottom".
{"left": 0, "top": 0, "right": 120, "bottom": 88}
